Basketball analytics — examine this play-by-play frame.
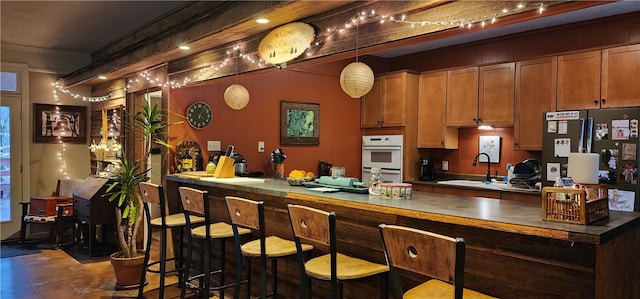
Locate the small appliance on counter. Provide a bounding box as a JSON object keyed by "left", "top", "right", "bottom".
{"left": 418, "top": 158, "right": 436, "bottom": 181}
{"left": 318, "top": 161, "right": 332, "bottom": 177}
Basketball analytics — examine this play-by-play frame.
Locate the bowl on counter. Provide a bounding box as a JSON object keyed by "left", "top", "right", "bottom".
{"left": 380, "top": 183, "right": 412, "bottom": 199}
{"left": 287, "top": 177, "right": 313, "bottom": 186}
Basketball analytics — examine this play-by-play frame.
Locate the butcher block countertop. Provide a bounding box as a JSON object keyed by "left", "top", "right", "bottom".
{"left": 166, "top": 175, "right": 640, "bottom": 245}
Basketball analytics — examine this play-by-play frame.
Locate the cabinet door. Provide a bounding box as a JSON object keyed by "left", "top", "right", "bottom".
{"left": 361, "top": 76, "right": 383, "bottom": 128}
{"left": 479, "top": 63, "right": 515, "bottom": 127}
{"left": 602, "top": 44, "right": 640, "bottom": 108}
{"left": 446, "top": 67, "right": 479, "bottom": 126}
{"left": 381, "top": 72, "right": 406, "bottom": 127}
{"left": 417, "top": 71, "right": 458, "bottom": 148}
{"left": 557, "top": 50, "right": 601, "bottom": 110}
{"left": 514, "top": 57, "right": 557, "bottom": 151}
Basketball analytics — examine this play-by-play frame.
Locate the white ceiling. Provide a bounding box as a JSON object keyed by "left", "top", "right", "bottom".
{"left": 0, "top": 1, "right": 191, "bottom": 53}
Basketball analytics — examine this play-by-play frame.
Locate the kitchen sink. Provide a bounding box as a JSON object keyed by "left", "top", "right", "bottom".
{"left": 436, "top": 180, "right": 538, "bottom": 192}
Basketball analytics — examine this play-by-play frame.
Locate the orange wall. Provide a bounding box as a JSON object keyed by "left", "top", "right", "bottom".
{"left": 168, "top": 60, "right": 363, "bottom": 178}
{"left": 429, "top": 127, "right": 539, "bottom": 178}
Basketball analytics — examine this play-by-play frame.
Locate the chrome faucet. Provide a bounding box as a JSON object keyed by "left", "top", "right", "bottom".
{"left": 472, "top": 153, "right": 492, "bottom": 182}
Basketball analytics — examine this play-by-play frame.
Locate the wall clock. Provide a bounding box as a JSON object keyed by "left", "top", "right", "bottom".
{"left": 186, "top": 101, "right": 212, "bottom": 129}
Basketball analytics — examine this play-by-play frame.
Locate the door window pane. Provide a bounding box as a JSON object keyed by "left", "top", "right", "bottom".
{"left": 0, "top": 72, "right": 18, "bottom": 92}
{"left": 0, "top": 106, "right": 10, "bottom": 221}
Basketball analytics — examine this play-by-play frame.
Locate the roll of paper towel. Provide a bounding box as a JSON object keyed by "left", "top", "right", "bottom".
{"left": 568, "top": 153, "right": 599, "bottom": 184}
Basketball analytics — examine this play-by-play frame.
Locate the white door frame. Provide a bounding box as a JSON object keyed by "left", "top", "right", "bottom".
{"left": 1, "top": 62, "right": 30, "bottom": 240}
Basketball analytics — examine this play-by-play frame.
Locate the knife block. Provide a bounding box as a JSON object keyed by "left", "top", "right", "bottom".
{"left": 214, "top": 156, "right": 235, "bottom": 178}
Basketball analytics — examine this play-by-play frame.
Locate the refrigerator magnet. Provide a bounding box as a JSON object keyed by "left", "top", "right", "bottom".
{"left": 547, "top": 162, "right": 561, "bottom": 181}
{"left": 558, "top": 120, "right": 568, "bottom": 134}
{"left": 612, "top": 119, "right": 630, "bottom": 140}
{"left": 547, "top": 121, "right": 557, "bottom": 133}
{"left": 554, "top": 138, "right": 571, "bottom": 157}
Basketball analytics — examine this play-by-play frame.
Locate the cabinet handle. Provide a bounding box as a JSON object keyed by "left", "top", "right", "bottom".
{"left": 601, "top": 98, "right": 606, "bottom": 105}
{"left": 594, "top": 100, "right": 599, "bottom": 106}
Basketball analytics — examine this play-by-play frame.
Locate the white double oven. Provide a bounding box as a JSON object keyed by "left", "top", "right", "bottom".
{"left": 362, "top": 135, "right": 403, "bottom": 184}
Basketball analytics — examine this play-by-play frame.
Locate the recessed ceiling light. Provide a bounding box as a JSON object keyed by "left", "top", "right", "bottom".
{"left": 256, "top": 18, "right": 270, "bottom": 24}
{"left": 179, "top": 45, "right": 190, "bottom": 50}
{"left": 98, "top": 75, "right": 107, "bottom": 80}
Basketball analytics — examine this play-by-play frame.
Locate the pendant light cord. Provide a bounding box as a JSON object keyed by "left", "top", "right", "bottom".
{"left": 355, "top": 18, "right": 359, "bottom": 62}
{"left": 234, "top": 52, "right": 238, "bottom": 84}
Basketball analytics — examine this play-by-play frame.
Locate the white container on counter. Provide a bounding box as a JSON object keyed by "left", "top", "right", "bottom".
{"left": 380, "top": 183, "right": 412, "bottom": 199}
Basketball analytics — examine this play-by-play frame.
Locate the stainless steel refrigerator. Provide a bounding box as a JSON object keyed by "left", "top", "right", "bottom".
{"left": 542, "top": 108, "right": 640, "bottom": 211}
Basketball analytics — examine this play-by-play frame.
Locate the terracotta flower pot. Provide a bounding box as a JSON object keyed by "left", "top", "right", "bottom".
{"left": 110, "top": 252, "right": 147, "bottom": 290}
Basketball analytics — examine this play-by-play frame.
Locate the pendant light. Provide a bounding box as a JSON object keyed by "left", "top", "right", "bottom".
{"left": 340, "top": 17, "right": 374, "bottom": 99}
{"left": 224, "top": 51, "right": 250, "bottom": 110}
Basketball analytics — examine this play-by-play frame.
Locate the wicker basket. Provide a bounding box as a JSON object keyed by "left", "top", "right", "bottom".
{"left": 541, "top": 184, "right": 609, "bottom": 224}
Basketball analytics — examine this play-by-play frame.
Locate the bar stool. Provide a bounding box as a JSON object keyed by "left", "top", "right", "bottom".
{"left": 225, "top": 196, "right": 313, "bottom": 299}
{"left": 287, "top": 204, "right": 389, "bottom": 299}
{"left": 378, "top": 224, "right": 497, "bottom": 299}
{"left": 179, "top": 187, "right": 250, "bottom": 299}
{"left": 137, "top": 182, "right": 205, "bottom": 299}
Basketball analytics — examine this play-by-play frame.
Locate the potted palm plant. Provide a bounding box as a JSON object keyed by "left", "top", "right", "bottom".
{"left": 105, "top": 101, "right": 178, "bottom": 288}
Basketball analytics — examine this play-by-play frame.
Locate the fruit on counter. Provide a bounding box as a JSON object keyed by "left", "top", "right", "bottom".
{"left": 306, "top": 172, "right": 315, "bottom": 178}
{"left": 288, "top": 169, "right": 307, "bottom": 179}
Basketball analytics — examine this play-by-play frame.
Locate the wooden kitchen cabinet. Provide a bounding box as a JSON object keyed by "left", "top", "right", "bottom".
{"left": 557, "top": 50, "right": 602, "bottom": 110}
{"left": 417, "top": 70, "right": 458, "bottom": 148}
{"left": 478, "top": 62, "right": 515, "bottom": 127}
{"left": 446, "top": 66, "right": 478, "bottom": 126}
{"left": 361, "top": 77, "right": 383, "bottom": 128}
{"left": 361, "top": 71, "right": 418, "bottom": 128}
{"left": 514, "top": 57, "right": 557, "bottom": 151}
{"left": 601, "top": 44, "right": 640, "bottom": 108}
{"left": 446, "top": 64, "right": 514, "bottom": 128}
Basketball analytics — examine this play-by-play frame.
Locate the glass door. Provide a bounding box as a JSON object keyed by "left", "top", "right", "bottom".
{"left": 1, "top": 95, "right": 23, "bottom": 240}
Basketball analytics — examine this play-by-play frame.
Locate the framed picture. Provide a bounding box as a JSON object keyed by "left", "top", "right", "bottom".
{"left": 33, "top": 104, "right": 87, "bottom": 144}
{"left": 280, "top": 101, "right": 319, "bottom": 145}
{"left": 478, "top": 135, "right": 500, "bottom": 163}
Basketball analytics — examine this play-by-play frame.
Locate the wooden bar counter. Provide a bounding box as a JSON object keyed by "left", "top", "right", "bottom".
{"left": 165, "top": 175, "right": 640, "bottom": 299}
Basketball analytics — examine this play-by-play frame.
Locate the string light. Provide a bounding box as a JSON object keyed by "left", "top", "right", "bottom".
{"left": 52, "top": 82, "right": 111, "bottom": 102}
{"left": 55, "top": 2, "right": 549, "bottom": 92}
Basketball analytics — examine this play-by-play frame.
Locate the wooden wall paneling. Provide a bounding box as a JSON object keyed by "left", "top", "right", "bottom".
{"left": 595, "top": 225, "right": 640, "bottom": 298}
{"left": 389, "top": 12, "right": 640, "bottom": 73}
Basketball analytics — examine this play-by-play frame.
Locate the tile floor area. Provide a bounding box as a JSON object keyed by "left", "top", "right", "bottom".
{"left": 0, "top": 239, "right": 223, "bottom": 299}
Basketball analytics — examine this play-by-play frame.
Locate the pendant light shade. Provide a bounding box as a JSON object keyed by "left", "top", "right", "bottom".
{"left": 340, "top": 61, "right": 374, "bottom": 98}
{"left": 224, "top": 84, "right": 250, "bottom": 110}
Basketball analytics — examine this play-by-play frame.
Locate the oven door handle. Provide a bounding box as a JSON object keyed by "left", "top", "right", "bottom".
{"left": 363, "top": 167, "right": 401, "bottom": 173}
{"left": 362, "top": 146, "right": 402, "bottom": 151}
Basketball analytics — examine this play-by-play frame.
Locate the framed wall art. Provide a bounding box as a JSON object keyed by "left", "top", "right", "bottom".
{"left": 280, "top": 101, "right": 319, "bottom": 145}
{"left": 478, "top": 135, "right": 501, "bottom": 163}
{"left": 33, "top": 104, "right": 87, "bottom": 144}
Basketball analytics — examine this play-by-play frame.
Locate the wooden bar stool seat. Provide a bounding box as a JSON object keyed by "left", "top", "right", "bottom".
{"left": 404, "top": 280, "right": 496, "bottom": 299}
{"left": 379, "top": 224, "right": 497, "bottom": 299}
{"left": 150, "top": 213, "right": 204, "bottom": 227}
{"left": 191, "top": 222, "right": 250, "bottom": 239}
{"left": 226, "top": 196, "right": 313, "bottom": 299}
{"left": 287, "top": 204, "right": 389, "bottom": 299}
{"left": 304, "top": 252, "right": 389, "bottom": 280}
{"left": 240, "top": 235, "right": 311, "bottom": 258}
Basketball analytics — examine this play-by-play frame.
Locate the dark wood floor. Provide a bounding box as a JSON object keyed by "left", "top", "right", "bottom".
{"left": 0, "top": 237, "right": 224, "bottom": 299}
